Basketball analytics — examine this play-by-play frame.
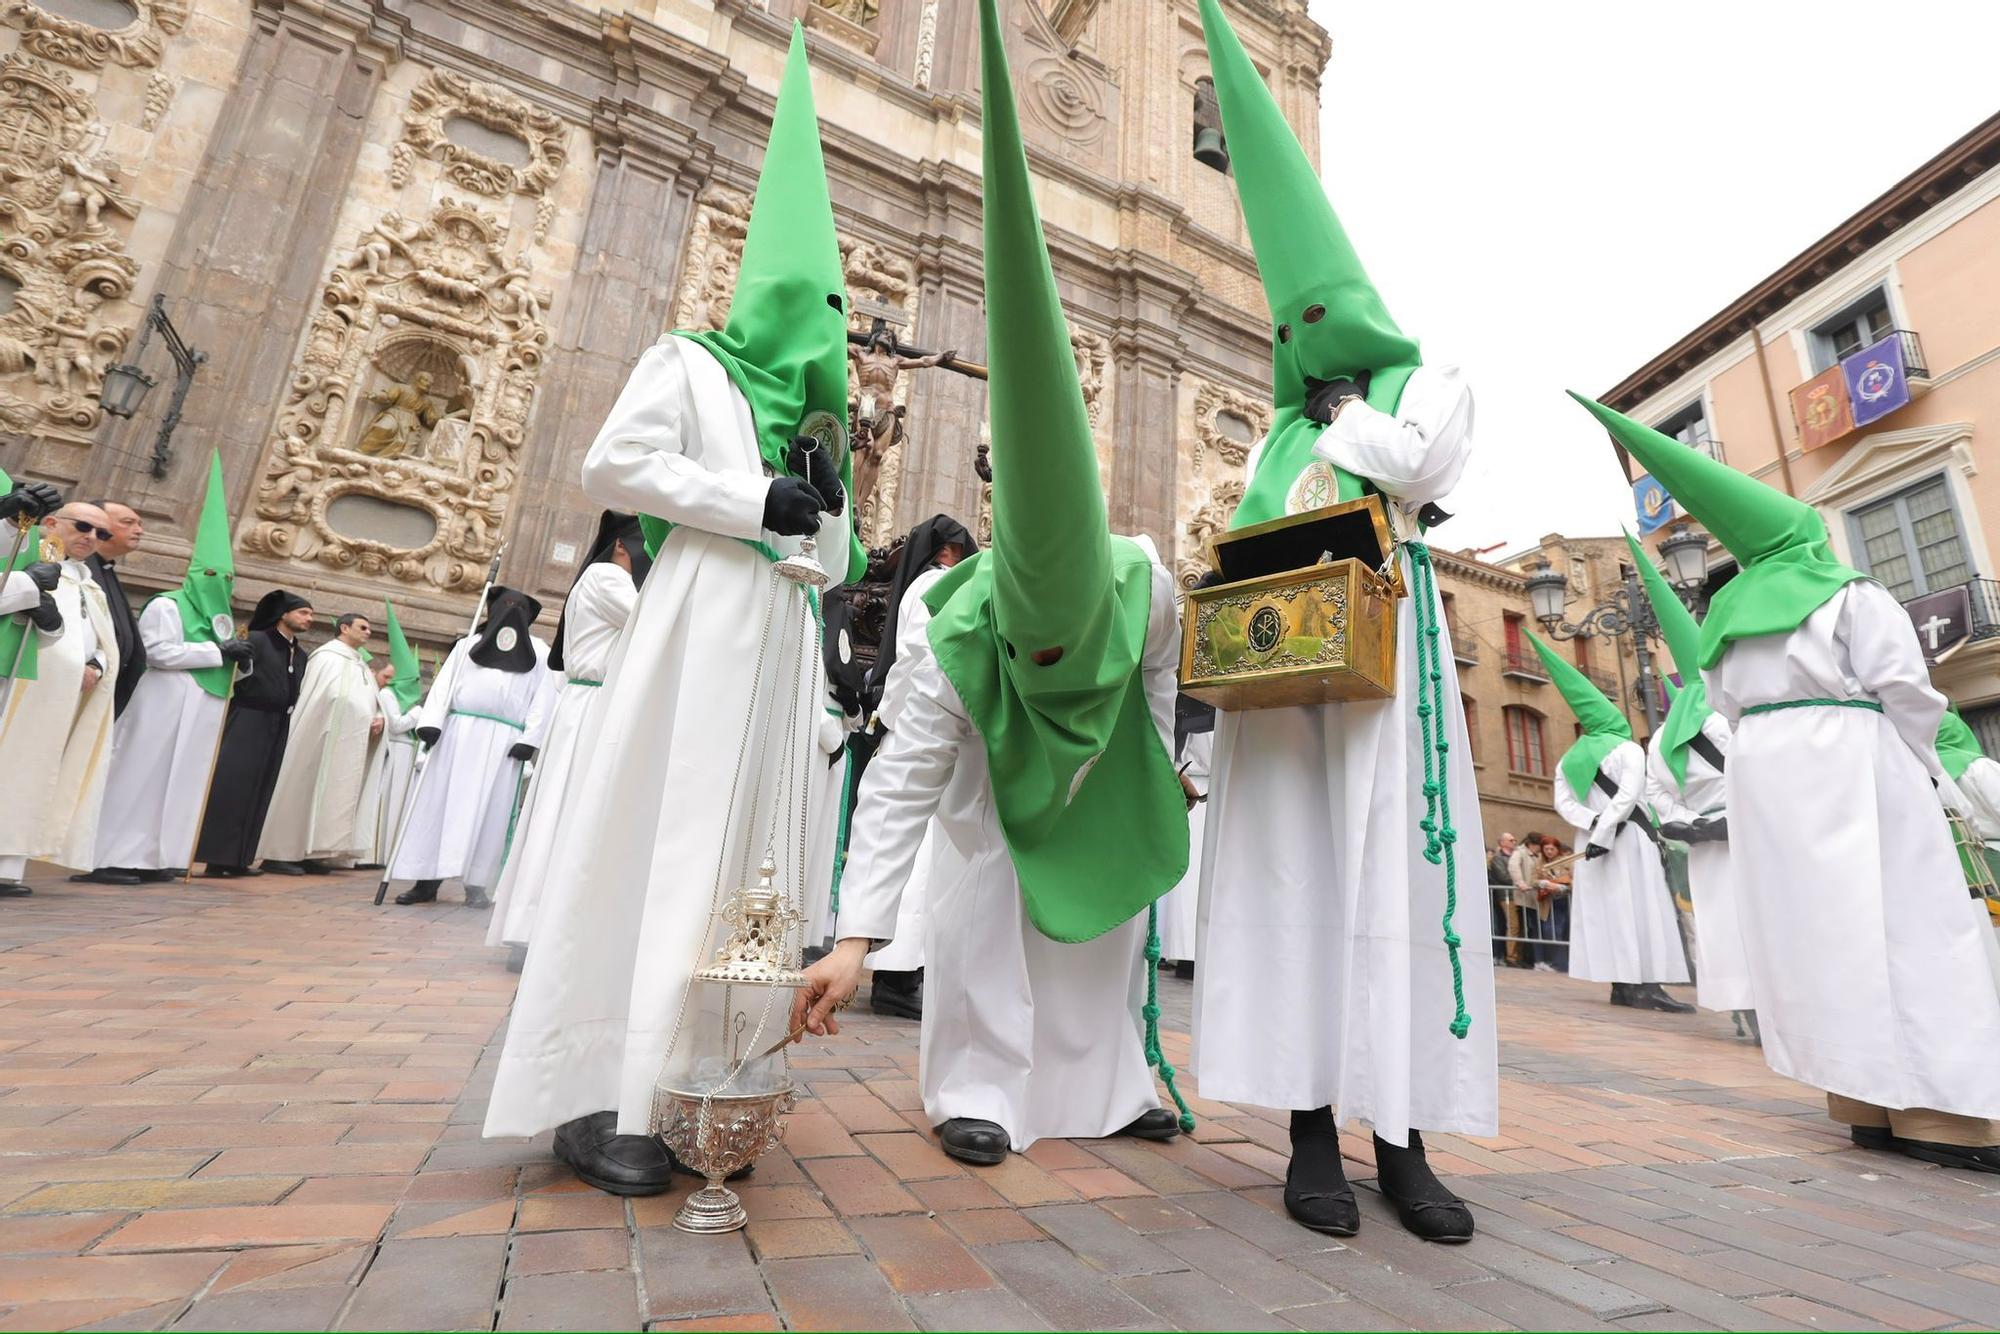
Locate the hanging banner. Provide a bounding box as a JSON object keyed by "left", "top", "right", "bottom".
{"left": 1844, "top": 333, "right": 1913, "bottom": 428}
{"left": 1634, "top": 475, "right": 1675, "bottom": 535}
{"left": 1790, "top": 364, "right": 1853, "bottom": 453}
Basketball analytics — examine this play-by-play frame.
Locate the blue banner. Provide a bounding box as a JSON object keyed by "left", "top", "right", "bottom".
{"left": 1634, "top": 475, "right": 1675, "bottom": 535}
{"left": 1843, "top": 333, "right": 1912, "bottom": 428}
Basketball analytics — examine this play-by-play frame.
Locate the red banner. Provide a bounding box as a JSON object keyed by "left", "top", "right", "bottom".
{"left": 1790, "top": 364, "right": 1854, "bottom": 453}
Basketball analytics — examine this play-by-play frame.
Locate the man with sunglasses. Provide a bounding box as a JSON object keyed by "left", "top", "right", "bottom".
{"left": 0, "top": 504, "right": 121, "bottom": 893}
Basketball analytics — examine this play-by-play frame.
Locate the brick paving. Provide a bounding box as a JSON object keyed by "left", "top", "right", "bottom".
{"left": 0, "top": 871, "right": 1997, "bottom": 1330}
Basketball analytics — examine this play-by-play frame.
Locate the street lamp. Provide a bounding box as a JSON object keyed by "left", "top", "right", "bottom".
{"left": 98, "top": 293, "right": 206, "bottom": 480}
{"left": 1657, "top": 523, "right": 1711, "bottom": 596}
{"left": 1524, "top": 554, "right": 1666, "bottom": 734}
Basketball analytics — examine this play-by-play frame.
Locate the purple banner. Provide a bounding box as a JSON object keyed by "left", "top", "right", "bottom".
{"left": 1843, "top": 333, "right": 1912, "bottom": 428}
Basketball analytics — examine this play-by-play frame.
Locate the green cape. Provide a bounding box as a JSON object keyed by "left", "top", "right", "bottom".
{"left": 1623, "top": 529, "right": 1712, "bottom": 788}
{"left": 1527, "top": 630, "right": 1633, "bottom": 802}
{"left": 159, "top": 451, "right": 237, "bottom": 699}
{"left": 384, "top": 599, "right": 423, "bottom": 712}
{"left": 1198, "top": 0, "right": 1420, "bottom": 530}
{"left": 1572, "top": 393, "right": 1865, "bottom": 670}
{"left": 918, "top": 0, "right": 1187, "bottom": 943}
{"left": 645, "top": 23, "right": 862, "bottom": 587}
{"left": 1937, "top": 708, "right": 1985, "bottom": 783}
{"left": 0, "top": 539, "right": 39, "bottom": 682}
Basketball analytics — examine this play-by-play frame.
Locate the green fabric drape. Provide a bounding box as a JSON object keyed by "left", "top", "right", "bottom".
{"left": 1527, "top": 630, "right": 1633, "bottom": 803}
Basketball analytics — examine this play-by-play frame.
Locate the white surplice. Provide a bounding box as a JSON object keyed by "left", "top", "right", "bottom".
{"left": 802, "top": 687, "right": 857, "bottom": 951}
{"left": 1554, "top": 739, "right": 1689, "bottom": 986}
{"left": 488, "top": 563, "right": 637, "bottom": 949}
{"left": 1157, "top": 728, "right": 1209, "bottom": 963}
{"left": 1708, "top": 581, "right": 2000, "bottom": 1117}
{"left": 0, "top": 559, "right": 117, "bottom": 868}
{"left": 257, "top": 640, "right": 378, "bottom": 863}
{"left": 92, "top": 598, "right": 227, "bottom": 871}
{"left": 358, "top": 687, "right": 420, "bottom": 865}
{"left": 485, "top": 337, "right": 853, "bottom": 1140}
{"left": 1194, "top": 365, "right": 1498, "bottom": 1142}
{"left": 838, "top": 545, "right": 1177, "bottom": 1151}
{"left": 389, "top": 637, "right": 556, "bottom": 888}
{"left": 1645, "top": 716, "right": 1752, "bottom": 1011}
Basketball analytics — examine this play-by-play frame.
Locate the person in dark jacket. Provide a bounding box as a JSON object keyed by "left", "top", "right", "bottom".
{"left": 194, "top": 590, "right": 311, "bottom": 877}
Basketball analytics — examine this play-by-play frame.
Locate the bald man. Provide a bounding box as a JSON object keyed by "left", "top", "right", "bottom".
{"left": 86, "top": 500, "right": 147, "bottom": 716}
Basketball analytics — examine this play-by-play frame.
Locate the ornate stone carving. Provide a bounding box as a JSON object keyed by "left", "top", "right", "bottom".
{"left": 399, "top": 69, "right": 567, "bottom": 200}
{"left": 1191, "top": 380, "right": 1266, "bottom": 469}
{"left": 1071, "top": 326, "right": 1107, "bottom": 430}
{"left": 0, "top": 54, "right": 140, "bottom": 440}
{"left": 1, "top": 0, "right": 187, "bottom": 70}
{"left": 1023, "top": 57, "right": 1107, "bottom": 145}
{"left": 814, "top": 0, "right": 878, "bottom": 22}
{"left": 913, "top": 0, "right": 939, "bottom": 89}
{"left": 139, "top": 70, "right": 171, "bottom": 131}
{"left": 1180, "top": 480, "right": 1242, "bottom": 587}
{"left": 1178, "top": 381, "right": 1270, "bottom": 585}
{"left": 387, "top": 140, "right": 413, "bottom": 189}
{"left": 242, "top": 198, "right": 554, "bottom": 591}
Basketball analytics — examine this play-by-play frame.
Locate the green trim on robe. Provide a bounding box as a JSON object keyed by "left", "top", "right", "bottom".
{"left": 1937, "top": 708, "right": 1985, "bottom": 783}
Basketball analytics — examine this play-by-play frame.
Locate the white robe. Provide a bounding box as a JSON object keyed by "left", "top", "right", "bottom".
{"left": 839, "top": 548, "right": 1177, "bottom": 1151}
{"left": 486, "top": 337, "right": 854, "bottom": 1139}
{"left": 1157, "top": 729, "right": 1209, "bottom": 963}
{"left": 1194, "top": 365, "right": 1499, "bottom": 1142}
{"left": 1958, "top": 755, "right": 2000, "bottom": 847}
{"left": 802, "top": 689, "right": 857, "bottom": 951}
{"left": 1554, "top": 739, "right": 1689, "bottom": 985}
{"left": 0, "top": 559, "right": 117, "bottom": 869}
{"left": 92, "top": 599, "right": 227, "bottom": 871}
{"left": 257, "top": 640, "right": 378, "bottom": 863}
{"left": 389, "top": 637, "right": 556, "bottom": 887}
{"left": 1708, "top": 580, "right": 2000, "bottom": 1117}
{"left": 1645, "top": 715, "right": 1753, "bottom": 1011}
{"left": 488, "top": 563, "right": 637, "bottom": 949}
{"left": 357, "top": 688, "right": 420, "bottom": 865}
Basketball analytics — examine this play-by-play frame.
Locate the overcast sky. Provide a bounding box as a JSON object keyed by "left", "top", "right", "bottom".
{"left": 1301, "top": 0, "right": 2000, "bottom": 559}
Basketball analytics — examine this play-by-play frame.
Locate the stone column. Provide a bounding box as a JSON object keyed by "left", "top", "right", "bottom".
{"left": 891, "top": 166, "right": 987, "bottom": 538}
{"left": 1106, "top": 246, "right": 1194, "bottom": 550}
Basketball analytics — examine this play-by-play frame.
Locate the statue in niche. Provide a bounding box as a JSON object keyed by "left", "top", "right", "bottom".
{"left": 848, "top": 323, "right": 956, "bottom": 520}
{"left": 356, "top": 370, "right": 462, "bottom": 459}
{"left": 35, "top": 289, "right": 105, "bottom": 397}
{"left": 816, "top": 0, "right": 881, "bottom": 22}
{"left": 340, "top": 212, "right": 421, "bottom": 277}
{"left": 57, "top": 147, "right": 135, "bottom": 232}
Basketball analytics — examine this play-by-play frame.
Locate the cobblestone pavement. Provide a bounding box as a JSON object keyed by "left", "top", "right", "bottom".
{"left": 2, "top": 871, "right": 1998, "bottom": 1331}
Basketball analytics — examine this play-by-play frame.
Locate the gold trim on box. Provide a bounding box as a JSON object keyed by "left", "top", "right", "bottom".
{"left": 1180, "top": 560, "right": 1397, "bottom": 710}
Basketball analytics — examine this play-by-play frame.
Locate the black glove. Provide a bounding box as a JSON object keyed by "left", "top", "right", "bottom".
{"left": 509, "top": 742, "right": 538, "bottom": 762}
{"left": 28, "top": 593, "right": 60, "bottom": 633}
{"left": 0, "top": 481, "right": 60, "bottom": 524}
{"left": 415, "top": 725, "right": 442, "bottom": 749}
{"left": 218, "top": 638, "right": 255, "bottom": 666}
{"left": 762, "top": 477, "right": 825, "bottom": 537}
{"left": 788, "top": 436, "right": 846, "bottom": 518}
{"left": 1692, "top": 817, "right": 1728, "bottom": 844}
{"left": 1657, "top": 821, "right": 1697, "bottom": 843}
{"left": 1303, "top": 377, "right": 1368, "bottom": 425}
{"left": 21, "top": 562, "right": 59, "bottom": 592}
{"left": 1584, "top": 843, "right": 1609, "bottom": 861}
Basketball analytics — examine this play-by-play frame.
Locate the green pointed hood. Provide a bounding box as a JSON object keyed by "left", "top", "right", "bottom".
{"left": 1571, "top": 393, "right": 1864, "bottom": 670}
{"left": 383, "top": 599, "right": 423, "bottom": 713}
{"left": 1624, "top": 529, "right": 1714, "bottom": 788}
{"left": 1528, "top": 630, "right": 1632, "bottom": 802}
{"left": 917, "top": 0, "right": 1187, "bottom": 942}
{"left": 1199, "top": 0, "right": 1421, "bottom": 530}
{"left": 1937, "top": 708, "right": 1986, "bottom": 783}
{"left": 161, "top": 451, "right": 237, "bottom": 699}
{"left": 650, "top": 23, "right": 862, "bottom": 585}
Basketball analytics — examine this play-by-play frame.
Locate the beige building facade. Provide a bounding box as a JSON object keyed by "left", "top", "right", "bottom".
{"left": 0, "top": 0, "right": 1326, "bottom": 643}
{"left": 1604, "top": 113, "right": 2000, "bottom": 745}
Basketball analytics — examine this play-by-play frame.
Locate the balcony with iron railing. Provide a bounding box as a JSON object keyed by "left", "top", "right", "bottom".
{"left": 1884, "top": 328, "right": 1930, "bottom": 381}
{"left": 1963, "top": 578, "right": 2000, "bottom": 642}
{"left": 1502, "top": 646, "right": 1548, "bottom": 682}
{"left": 1452, "top": 629, "right": 1477, "bottom": 664}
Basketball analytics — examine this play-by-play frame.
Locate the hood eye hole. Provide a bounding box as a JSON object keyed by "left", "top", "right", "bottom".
{"left": 1277, "top": 323, "right": 1292, "bottom": 344}
{"left": 827, "top": 294, "right": 844, "bottom": 312}
{"left": 1303, "top": 304, "right": 1327, "bottom": 324}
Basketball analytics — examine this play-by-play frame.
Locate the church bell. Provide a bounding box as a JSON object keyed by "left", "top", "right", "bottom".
{"left": 1192, "top": 76, "right": 1230, "bottom": 173}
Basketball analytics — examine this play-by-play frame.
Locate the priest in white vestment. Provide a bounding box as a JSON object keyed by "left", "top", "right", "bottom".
{"left": 257, "top": 612, "right": 381, "bottom": 873}
{"left": 1581, "top": 393, "right": 2000, "bottom": 1173}
{"left": 0, "top": 503, "right": 121, "bottom": 887}
{"left": 354, "top": 658, "right": 415, "bottom": 868}
{"left": 489, "top": 512, "right": 646, "bottom": 954}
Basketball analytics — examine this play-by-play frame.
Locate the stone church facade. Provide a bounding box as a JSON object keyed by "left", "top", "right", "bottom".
{"left": 0, "top": 0, "right": 1326, "bottom": 643}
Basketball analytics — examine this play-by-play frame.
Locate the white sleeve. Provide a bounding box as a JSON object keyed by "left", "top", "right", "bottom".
{"left": 1840, "top": 582, "right": 1949, "bottom": 778}
{"left": 1645, "top": 738, "right": 1696, "bottom": 825}
{"left": 521, "top": 645, "right": 560, "bottom": 748}
{"left": 836, "top": 648, "right": 971, "bottom": 946}
{"left": 1550, "top": 769, "right": 1596, "bottom": 839}
{"left": 878, "top": 569, "right": 945, "bottom": 732}
{"left": 0, "top": 571, "right": 36, "bottom": 616}
{"left": 1960, "top": 757, "right": 2000, "bottom": 841}
{"left": 1589, "top": 743, "right": 1644, "bottom": 849}
{"left": 138, "top": 598, "right": 223, "bottom": 671}
{"left": 1309, "top": 364, "right": 1473, "bottom": 508}
{"left": 580, "top": 340, "right": 770, "bottom": 543}
{"left": 591, "top": 564, "right": 639, "bottom": 635}
{"left": 1141, "top": 559, "right": 1181, "bottom": 748}
{"left": 417, "top": 642, "right": 464, "bottom": 733}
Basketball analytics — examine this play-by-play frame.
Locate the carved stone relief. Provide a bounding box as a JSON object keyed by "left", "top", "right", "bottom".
{"left": 1023, "top": 56, "right": 1107, "bottom": 146}
{"left": 0, "top": 0, "right": 187, "bottom": 70}
{"left": 1178, "top": 379, "right": 1269, "bottom": 585}
{"left": 240, "top": 198, "right": 553, "bottom": 591}
{"left": 399, "top": 69, "right": 567, "bottom": 202}
{"left": 0, "top": 53, "right": 140, "bottom": 440}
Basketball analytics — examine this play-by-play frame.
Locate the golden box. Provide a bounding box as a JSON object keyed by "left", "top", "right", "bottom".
{"left": 1179, "top": 495, "right": 1401, "bottom": 710}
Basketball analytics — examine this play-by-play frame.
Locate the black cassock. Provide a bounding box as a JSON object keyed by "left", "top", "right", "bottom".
{"left": 193, "top": 628, "right": 305, "bottom": 868}
{"left": 86, "top": 555, "right": 146, "bottom": 717}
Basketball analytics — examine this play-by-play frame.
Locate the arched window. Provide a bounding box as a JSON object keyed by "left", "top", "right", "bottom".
{"left": 1504, "top": 706, "right": 1547, "bottom": 777}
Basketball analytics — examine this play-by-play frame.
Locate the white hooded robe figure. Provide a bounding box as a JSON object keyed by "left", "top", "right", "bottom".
{"left": 488, "top": 538, "right": 641, "bottom": 950}
{"left": 358, "top": 682, "right": 419, "bottom": 866}
{"left": 1553, "top": 737, "right": 1689, "bottom": 987}
{"left": 91, "top": 597, "right": 228, "bottom": 872}
{"left": 257, "top": 636, "right": 378, "bottom": 865}
{"left": 1645, "top": 716, "right": 1752, "bottom": 1012}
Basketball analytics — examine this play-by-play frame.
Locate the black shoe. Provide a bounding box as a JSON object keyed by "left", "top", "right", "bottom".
{"left": 68, "top": 869, "right": 141, "bottom": 885}
{"left": 1284, "top": 1114, "right": 1359, "bottom": 1236}
{"left": 394, "top": 879, "right": 441, "bottom": 906}
{"left": 0, "top": 882, "right": 30, "bottom": 897}
{"left": 202, "top": 864, "right": 248, "bottom": 879}
{"left": 300, "top": 859, "right": 340, "bottom": 875}
{"left": 1850, "top": 1124, "right": 1896, "bottom": 1151}
{"left": 464, "top": 888, "right": 493, "bottom": 909}
{"left": 937, "top": 1118, "right": 1009, "bottom": 1166}
{"left": 871, "top": 969, "right": 923, "bottom": 1020}
{"left": 1629, "top": 983, "right": 1695, "bottom": 1014}
{"left": 1608, "top": 983, "right": 1634, "bottom": 1007}
{"left": 354, "top": 863, "right": 385, "bottom": 872}
{"left": 140, "top": 869, "right": 182, "bottom": 883}
{"left": 506, "top": 944, "right": 527, "bottom": 975}
{"left": 261, "top": 860, "right": 306, "bottom": 876}
{"left": 1373, "top": 1131, "right": 1474, "bottom": 1243}
{"left": 553, "top": 1111, "right": 673, "bottom": 1196}
{"left": 1172, "top": 959, "right": 1195, "bottom": 981}
{"left": 1117, "top": 1108, "right": 1182, "bottom": 1142}
{"left": 1894, "top": 1138, "right": 2000, "bottom": 1174}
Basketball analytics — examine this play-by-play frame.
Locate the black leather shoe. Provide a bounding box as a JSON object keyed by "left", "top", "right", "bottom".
{"left": 0, "top": 882, "right": 30, "bottom": 897}
{"left": 871, "top": 969, "right": 922, "bottom": 1020}
{"left": 1283, "top": 1146, "right": 1359, "bottom": 1236}
{"left": 1117, "top": 1108, "right": 1182, "bottom": 1141}
{"left": 1895, "top": 1138, "right": 2000, "bottom": 1174}
{"left": 464, "top": 888, "right": 493, "bottom": 909}
{"left": 202, "top": 864, "right": 247, "bottom": 879}
{"left": 938, "top": 1118, "right": 1009, "bottom": 1166}
{"left": 1850, "top": 1124, "right": 1896, "bottom": 1151}
{"left": 394, "top": 880, "right": 440, "bottom": 905}
{"left": 69, "top": 870, "right": 141, "bottom": 885}
{"left": 1373, "top": 1132, "right": 1474, "bottom": 1243}
{"left": 1171, "top": 959, "right": 1194, "bottom": 981}
{"left": 300, "top": 859, "right": 340, "bottom": 875}
{"left": 1608, "top": 983, "right": 1634, "bottom": 1006}
{"left": 141, "top": 869, "right": 183, "bottom": 883}
{"left": 261, "top": 860, "right": 306, "bottom": 876}
{"left": 1629, "top": 983, "right": 1695, "bottom": 1014}
{"left": 553, "top": 1111, "right": 673, "bottom": 1196}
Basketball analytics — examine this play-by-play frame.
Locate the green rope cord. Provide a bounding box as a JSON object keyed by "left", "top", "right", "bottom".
{"left": 1740, "top": 697, "right": 1882, "bottom": 716}
{"left": 829, "top": 744, "right": 856, "bottom": 918}
{"left": 1406, "top": 541, "right": 1471, "bottom": 1040}
{"left": 447, "top": 708, "right": 525, "bottom": 730}
{"left": 1141, "top": 900, "right": 1197, "bottom": 1132}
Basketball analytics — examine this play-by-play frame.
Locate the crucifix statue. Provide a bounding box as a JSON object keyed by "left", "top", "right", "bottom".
{"left": 846, "top": 312, "right": 986, "bottom": 526}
